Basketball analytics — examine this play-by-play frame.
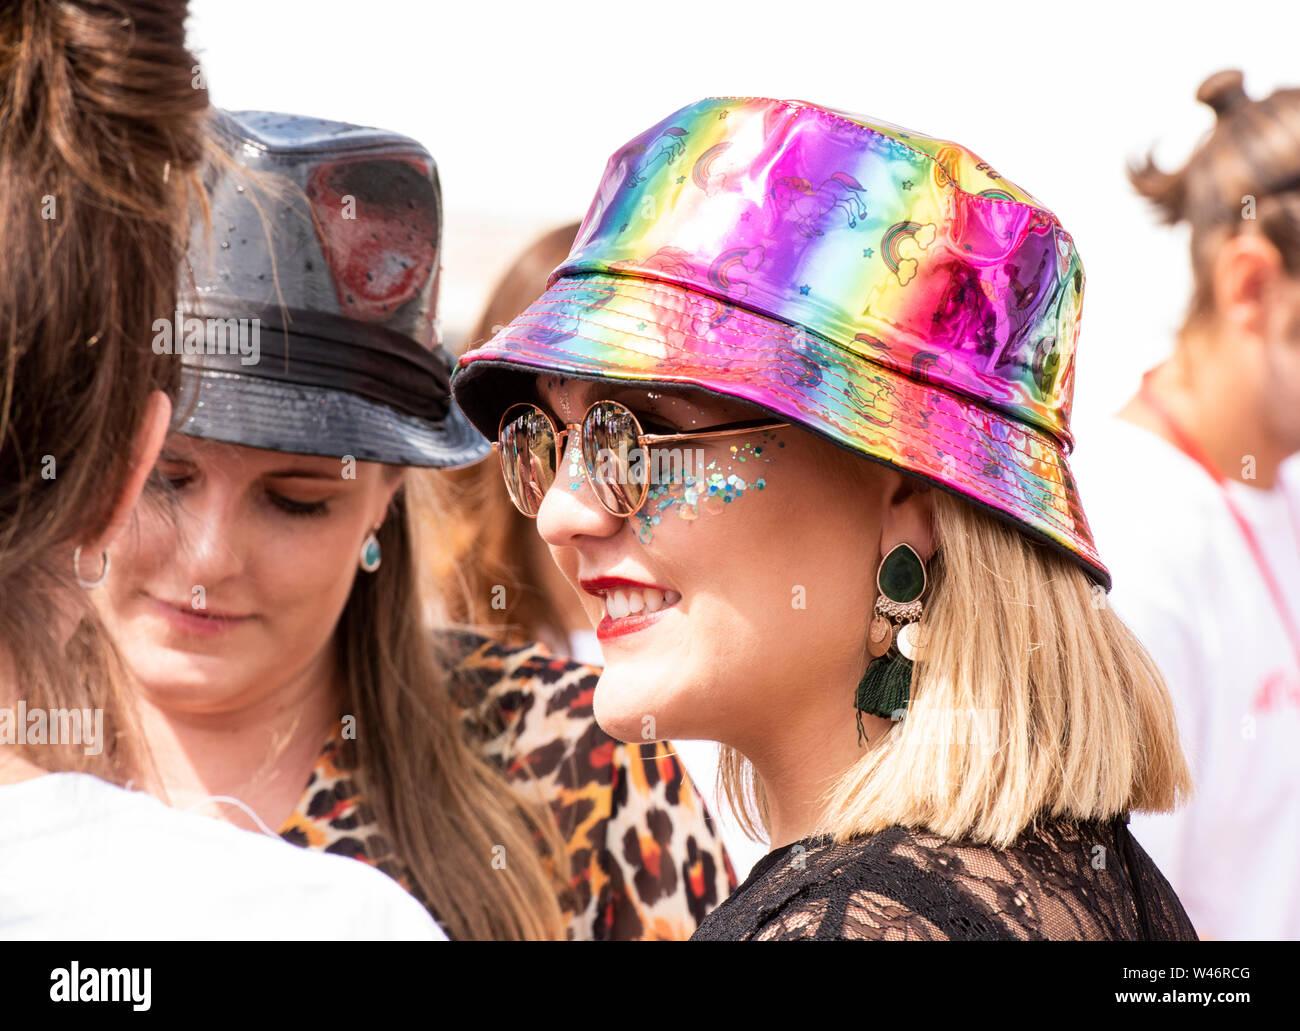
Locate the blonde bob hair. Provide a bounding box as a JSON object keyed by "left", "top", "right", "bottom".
{"left": 720, "top": 487, "right": 1193, "bottom": 849}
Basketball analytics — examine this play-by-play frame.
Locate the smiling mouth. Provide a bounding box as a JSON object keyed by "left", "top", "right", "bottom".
{"left": 599, "top": 585, "right": 682, "bottom": 620}
{"left": 580, "top": 578, "right": 682, "bottom": 641}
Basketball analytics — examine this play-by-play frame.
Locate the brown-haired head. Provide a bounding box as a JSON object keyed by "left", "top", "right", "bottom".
{"left": 1128, "top": 69, "right": 1300, "bottom": 327}
{"left": 434, "top": 222, "right": 583, "bottom": 650}
{"left": 0, "top": 0, "right": 209, "bottom": 773}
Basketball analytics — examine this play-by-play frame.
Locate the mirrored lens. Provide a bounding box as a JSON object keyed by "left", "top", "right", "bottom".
{"left": 581, "top": 401, "right": 647, "bottom": 515}
{"left": 498, "top": 404, "right": 557, "bottom": 517}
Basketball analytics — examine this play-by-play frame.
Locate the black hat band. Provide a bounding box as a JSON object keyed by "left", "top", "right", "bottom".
{"left": 178, "top": 302, "right": 451, "bottom": 422}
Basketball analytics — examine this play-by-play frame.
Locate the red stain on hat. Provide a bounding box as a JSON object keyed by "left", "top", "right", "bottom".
{"left": 308, "top": 155, "right": 438, "bottom": 325}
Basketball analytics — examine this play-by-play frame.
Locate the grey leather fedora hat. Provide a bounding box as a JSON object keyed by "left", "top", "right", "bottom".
{"left": 173, "top": 109, "right": 490, "bottom": 468}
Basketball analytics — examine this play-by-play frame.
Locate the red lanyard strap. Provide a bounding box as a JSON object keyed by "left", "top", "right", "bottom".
{"left": 1138, "top": 368, "right": 1300, "bottom": 671}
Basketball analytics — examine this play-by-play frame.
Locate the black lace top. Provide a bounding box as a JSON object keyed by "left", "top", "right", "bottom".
{"left": 692, "top": 814, "right": 1198, "bottom": 941}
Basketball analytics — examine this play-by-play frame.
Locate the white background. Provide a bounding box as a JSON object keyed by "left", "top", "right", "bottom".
{"left": 187, "top": 0, "right": 1298, "bottom": 464}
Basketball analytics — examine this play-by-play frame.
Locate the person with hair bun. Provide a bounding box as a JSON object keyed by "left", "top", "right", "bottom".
{"left": 1072, "top": 69, "right": 1300, "bottom": 941}
{"left": 0, "top": 0, "right": 438, "bottom": 940}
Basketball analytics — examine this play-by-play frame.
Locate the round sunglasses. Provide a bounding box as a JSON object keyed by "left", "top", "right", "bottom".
{"left": 494, "top": 400, "right": 791, "bottom": 518}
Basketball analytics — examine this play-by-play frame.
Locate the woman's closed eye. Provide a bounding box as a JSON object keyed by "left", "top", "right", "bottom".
{"left": 261, "top": 475, "right": 336, "bottom": 517}
{"left": 265, "top": 489, "right": 329, "bottom": 517}
{"left": 153, "top": 460, "right": 195, "bottom": 491}
{"left": 150, "top": 461, "right": 332, "bottom": 518}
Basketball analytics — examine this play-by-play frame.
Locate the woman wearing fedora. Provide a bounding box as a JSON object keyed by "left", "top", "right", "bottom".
{"left": 451, "top": 96, "right": 1200, "bottom": 940}
{"left": 92, "top": 109, "right": 733, "bottom": 941}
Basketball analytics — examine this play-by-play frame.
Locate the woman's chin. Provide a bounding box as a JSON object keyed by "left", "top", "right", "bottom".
{"left": 591, "top": 668, "right": 682, "bottom": 745}
{"left": 127, "top": 650, "right": 254, "bottom": 711}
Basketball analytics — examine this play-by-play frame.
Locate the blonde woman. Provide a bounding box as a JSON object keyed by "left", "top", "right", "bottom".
{"left": 443, "top": 221, "right": 769, "bottom": 880}
{"left": 451, "top": 96, "right": 1198, "bottom": 940}
{"left": 95, "top": 109, "right": 733, "bottom": 940}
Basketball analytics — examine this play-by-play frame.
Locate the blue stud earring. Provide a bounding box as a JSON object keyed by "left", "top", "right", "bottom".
{"left": 360, "top": 531, "right": 382, "bottom": 573}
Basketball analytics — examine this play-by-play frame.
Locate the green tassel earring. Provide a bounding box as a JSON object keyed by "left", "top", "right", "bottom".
{"left": 854, "top": 654, "right": 914, "bottom": 737}
{"left": 855, "top": 543, "right": 927, "bottom": 746}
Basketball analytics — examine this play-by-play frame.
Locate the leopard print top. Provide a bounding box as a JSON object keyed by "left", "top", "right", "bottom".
{"left": 278, "top": 629, "right": 736, "bottom": 939}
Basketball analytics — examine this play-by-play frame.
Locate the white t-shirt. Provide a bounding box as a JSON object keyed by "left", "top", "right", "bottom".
{"left": 0, "top": 772, "right": 446, "bottom": 941}
{"left": 567, "top": 629, "right": 768, "bottom": 882}
{"left": 1072, "top": 416, "right": 1300, "bottom": 941}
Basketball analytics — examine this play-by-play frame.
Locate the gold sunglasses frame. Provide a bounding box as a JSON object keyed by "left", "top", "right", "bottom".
{"left": 493, "top": 399, "right": 791, "bottom": 518}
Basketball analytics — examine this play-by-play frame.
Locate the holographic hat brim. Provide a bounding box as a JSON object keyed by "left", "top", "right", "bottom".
{"left": 177, "top": 366, "right": 491, "bottom": 469}
{"left": 452, "top": 271, "right": 1110, "bottom": 589}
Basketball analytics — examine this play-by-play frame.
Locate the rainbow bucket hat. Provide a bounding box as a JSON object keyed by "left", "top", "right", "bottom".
{"left": 451, "top": 97, "right": 1109, "bottom": 588}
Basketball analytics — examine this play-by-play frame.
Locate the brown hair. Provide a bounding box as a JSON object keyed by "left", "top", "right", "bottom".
{"left": 0, "top": 0, "right": 208, "bottom": 774}
{"left": 337, "top": 472, "right": 569, "bottom": 940}
{"left": 434, "top": 222, "right": 581, "bottom": 648}
{"left": 1129, "top": 69, "right": 1300, "bottom": 330}
{"left": 131, "top": 191, "right": 570, "bottom": 935}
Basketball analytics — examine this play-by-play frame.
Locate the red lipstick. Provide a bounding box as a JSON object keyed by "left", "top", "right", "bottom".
{"left": 580, "top": 577, "right": 681, "bottom": 642}
{"left": 579, "top": 576, "right": 674, "bottom": 597}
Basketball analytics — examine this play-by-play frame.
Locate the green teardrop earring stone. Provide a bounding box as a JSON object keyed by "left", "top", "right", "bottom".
{"left": 361, "top": 536, "right": 381, "bottom": 572}
{"left": 879, "top": 544, "right": 925, "bottom": 603}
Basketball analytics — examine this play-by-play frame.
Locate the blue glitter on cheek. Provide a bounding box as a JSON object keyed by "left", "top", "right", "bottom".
{"left": 626, "top": 436, "right": 778, "bottom": 543}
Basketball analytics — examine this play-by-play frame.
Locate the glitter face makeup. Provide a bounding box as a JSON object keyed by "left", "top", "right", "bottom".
{"left": 530, "top": 374, "right": 895, "bottom": 755}
{"left": 633, "top": 433, "right": 784, "bottom": 543}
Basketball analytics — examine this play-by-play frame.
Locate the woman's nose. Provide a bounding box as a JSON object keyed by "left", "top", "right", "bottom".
{"left": 535, "top": 434, "right": 624, "bottom": 549}
{"left": 174, "top": 480, "right": 247, "bottom": 583}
